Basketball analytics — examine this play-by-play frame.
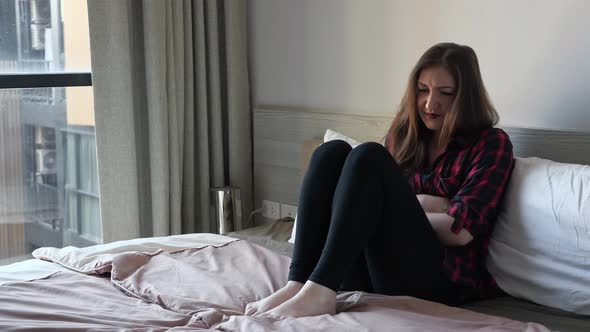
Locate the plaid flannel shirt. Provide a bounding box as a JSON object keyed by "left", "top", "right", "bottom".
{"left": 410, "top": 127, "right": 514, "bottom": 299}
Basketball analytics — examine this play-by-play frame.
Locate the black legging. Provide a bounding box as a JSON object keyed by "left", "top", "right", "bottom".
{"left": 288, "top": 140, "right": 463, "bottom": 306}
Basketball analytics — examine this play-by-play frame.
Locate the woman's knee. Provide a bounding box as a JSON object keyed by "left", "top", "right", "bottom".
{"left": 309, "top": 140, "right": 352, "bottom": 167}
{"left": 345, "top": 142, "right": 397, "bottom": 171}
{"left": 349, "top": 142, "right": 389, "bottom": 160}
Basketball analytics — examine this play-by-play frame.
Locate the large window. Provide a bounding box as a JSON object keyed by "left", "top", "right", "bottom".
{"left": 0, "top": 0, "right": 99, "bottom": 266}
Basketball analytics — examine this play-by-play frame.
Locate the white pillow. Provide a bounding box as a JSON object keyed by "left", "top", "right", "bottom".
{"left": 323, "top": 129, "right": 361, "bottom": 148}
{"left": 288, "top": 214, "right": 298, "bottom": 244}
{"left": 288, "top": 129, "right": 362, "bottom": 244}
{"left": 488, "top": 157, "right": 590, "bottom": 314}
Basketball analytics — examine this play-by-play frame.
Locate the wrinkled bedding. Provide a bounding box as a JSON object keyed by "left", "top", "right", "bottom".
{"left": 0, "top": 234, "right": 550, "bottom": 331}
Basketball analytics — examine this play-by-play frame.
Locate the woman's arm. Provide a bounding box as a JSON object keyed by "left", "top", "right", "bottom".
{"left": 416, "top": 194, "right": 451, "bottom": 213}
{"left": 417, "top": 194, "right": 474, "bottom": 246}
{"left": 425, "top": 212, "right": 473, "bottom": 246}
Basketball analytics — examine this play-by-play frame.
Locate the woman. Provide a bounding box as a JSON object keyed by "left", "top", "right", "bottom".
{"left": 246, "top": 43, "right": 514, "bottom": 318}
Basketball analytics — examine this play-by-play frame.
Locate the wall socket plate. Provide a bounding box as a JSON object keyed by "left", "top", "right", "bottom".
{"left": 280, "top": 203, "right": 297, "bottom": 219}
{"left": 262, "top": 200, "right": 280, "bottom": 220}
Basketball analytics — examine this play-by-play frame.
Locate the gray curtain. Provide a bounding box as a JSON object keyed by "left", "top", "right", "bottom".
{"left": 87, "top": 0, "right": 252, "bottom": 243}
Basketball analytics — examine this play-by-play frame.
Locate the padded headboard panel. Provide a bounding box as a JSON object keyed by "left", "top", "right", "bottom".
{"left": 254, "top": 107, "right": 590, "bottom": 223}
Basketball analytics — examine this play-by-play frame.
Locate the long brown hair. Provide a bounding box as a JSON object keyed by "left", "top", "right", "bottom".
{"left": 385, "top": 43, "right": 498, "bottom": 175}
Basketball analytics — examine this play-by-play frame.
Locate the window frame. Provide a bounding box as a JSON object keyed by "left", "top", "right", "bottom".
{"left": 0, "top": 72, "right": 92, "bottom": 89}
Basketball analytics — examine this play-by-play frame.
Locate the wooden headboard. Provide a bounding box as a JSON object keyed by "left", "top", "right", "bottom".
{"left": 254, "top": 107, "right": 590, "bottom": 223}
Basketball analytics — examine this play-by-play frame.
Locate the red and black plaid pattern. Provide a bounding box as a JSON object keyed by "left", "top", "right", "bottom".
{"left": 410, "top": 128, "right": 514, "bottom": 299}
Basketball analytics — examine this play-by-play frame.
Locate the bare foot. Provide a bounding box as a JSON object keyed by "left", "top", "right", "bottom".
{"left": 261, "top": 280, "right": 336, "bottom": 318}
{"left": 245, "top": 281, "right": 303, "bottom": 316}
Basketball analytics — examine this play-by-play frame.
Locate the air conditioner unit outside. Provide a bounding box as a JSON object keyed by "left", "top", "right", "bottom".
{"left": 36, "top": 149, "right": 57, "bottom": 174}
{"left": 29, "top": 0, "right": 50, "bottom": 51}
{"left": 34, "top": 127, "right": 56, "bottom": 149}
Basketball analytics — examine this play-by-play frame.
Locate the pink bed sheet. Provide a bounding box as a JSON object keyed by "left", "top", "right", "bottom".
{"left": 0, "top": 239, "right": 551, "bottom": 331}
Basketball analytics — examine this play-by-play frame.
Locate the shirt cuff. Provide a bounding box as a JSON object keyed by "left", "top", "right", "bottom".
{"left": 447, "top": 202, "right": 467, "bottom": 235}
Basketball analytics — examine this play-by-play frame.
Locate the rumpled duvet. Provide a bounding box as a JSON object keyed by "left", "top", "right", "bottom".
{"left": 0, "top": 233, "right": 551, "bottom": 331}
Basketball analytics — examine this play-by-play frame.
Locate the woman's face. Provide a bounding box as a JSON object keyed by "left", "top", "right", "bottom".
{"left": 416, "top": 66, "right": 456, "bottom": 132}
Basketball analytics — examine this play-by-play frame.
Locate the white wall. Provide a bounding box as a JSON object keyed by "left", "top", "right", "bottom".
{"left": 249, "top": 0, "right": 590, "bottom": 131}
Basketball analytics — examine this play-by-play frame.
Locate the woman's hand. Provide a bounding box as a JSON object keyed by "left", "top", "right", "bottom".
{"left": 416, "top": 194, "right": 451, "bottom": 213}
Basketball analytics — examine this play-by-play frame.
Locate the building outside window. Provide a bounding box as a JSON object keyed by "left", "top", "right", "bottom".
{"left": 0, "top": 0, "right": 100, "bottom": 265}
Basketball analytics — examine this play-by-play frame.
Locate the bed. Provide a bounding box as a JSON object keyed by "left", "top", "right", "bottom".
{"left": 0, "top": 233, "right": 552, "bottom": 331}
{"left": 1, "top": 108, "right": 589, "bottom": 331}
{"left": 2, "top": 223, "right": 584, "bottom": 331}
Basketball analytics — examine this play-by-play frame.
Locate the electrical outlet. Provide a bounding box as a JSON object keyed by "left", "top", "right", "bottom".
{"left": 280, "top": 203, "right": 297, "bottom": 219}
{"left": 262, "top": 200, "right": 280, "bottom": 220}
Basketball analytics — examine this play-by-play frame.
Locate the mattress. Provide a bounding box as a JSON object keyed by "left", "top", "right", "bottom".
{"left": 229, "top": 221, "right": 590, "bottom": 332}
{"left": 462, "top": 297, "right": 590, "bottom": 332}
